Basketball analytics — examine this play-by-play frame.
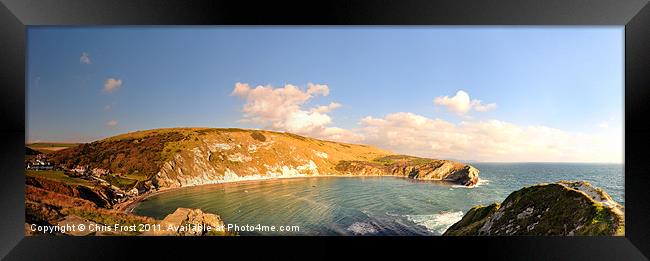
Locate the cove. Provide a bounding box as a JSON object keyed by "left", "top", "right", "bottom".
{"left": 133, "top": 163, "right": 624, "bottom": 236}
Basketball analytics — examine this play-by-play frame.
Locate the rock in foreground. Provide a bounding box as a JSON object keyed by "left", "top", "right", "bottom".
{"left": 142, "top": 208, "right": 233, "bottom": 236}
{"left": 444, "top": 181, "right": 624, "bottom": 236}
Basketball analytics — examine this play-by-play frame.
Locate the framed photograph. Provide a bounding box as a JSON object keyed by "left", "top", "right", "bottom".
{"left": 1, "top": 0, "right": 649, "bottom": 259}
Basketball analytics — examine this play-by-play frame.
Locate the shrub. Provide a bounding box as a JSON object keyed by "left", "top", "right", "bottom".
{"left": 251, "top": 131, "right": 266, "bottom": 142}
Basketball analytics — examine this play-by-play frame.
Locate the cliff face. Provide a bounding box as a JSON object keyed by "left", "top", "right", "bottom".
{"left": 334, "top": 156, "right": 479, "bottom": 186}
{"left": 443, "top": 181, "right": 625, "bottom": 236}
{"left": 51, "top": 128, "right": 479, "bottom": 190}
{"left": 148, "top": 128, "right": 392, "bottom": 188}
{"left": 150, "top": 130, "right": 479, "bottom": 188}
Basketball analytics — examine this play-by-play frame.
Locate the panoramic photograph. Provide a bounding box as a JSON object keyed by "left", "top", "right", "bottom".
{"left": 25, "top": 27, "right": 624, "bottom": 236}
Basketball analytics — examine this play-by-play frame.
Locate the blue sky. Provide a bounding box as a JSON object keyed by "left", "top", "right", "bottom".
{"left": 27, "top": 27, "right": 623, "bottom": 162}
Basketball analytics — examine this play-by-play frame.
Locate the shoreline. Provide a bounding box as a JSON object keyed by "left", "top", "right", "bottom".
{"left": 116, "top": 174, "right": 464, "bottom": 215}
{"left": 115, "top": 186, "right": 181, "bottom": 214}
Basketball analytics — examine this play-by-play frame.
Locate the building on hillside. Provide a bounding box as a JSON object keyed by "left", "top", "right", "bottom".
{"left": 91, "top": 168, "right": 109, "bottom": 177}
{"left": 71, "top": 165, "right": 89, "bottom": 175}
{"left": 26, "top": 158, "right": 54, "bottom": 170}
{"left": 128, "top": 187, "right": 139, "bottom": 197}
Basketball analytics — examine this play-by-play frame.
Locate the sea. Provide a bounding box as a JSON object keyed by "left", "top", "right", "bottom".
{"left": 133, "top": 163, "right": 624, "bottom": 236}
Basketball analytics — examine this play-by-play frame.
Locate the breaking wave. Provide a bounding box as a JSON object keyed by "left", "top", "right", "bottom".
{"left": 452, "top": 178, "right": 490, "bottom": 189}
{"left": 405, "top": 210, "right": 464, "bottom": 235}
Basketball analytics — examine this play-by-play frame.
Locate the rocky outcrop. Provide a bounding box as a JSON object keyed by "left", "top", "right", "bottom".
{"left": 155, "top": 151, "right": 479, "bottom": 187}
{"left": 25, "top": 194, "right": 225, "bottom": 236}
{"left": 142, "top": 208, "right": 231, "bottom": 236}
{"left": 26, "top": 176, "right": 114, "bottom": 208}
{"left": 443, "top": 181, "right": 625, "bottom": 236}
{"left": 335, "top": 156, "right": 479, "bottom": 186}
{"left": 25, "top": 183, "right": 159, "bottom": 236}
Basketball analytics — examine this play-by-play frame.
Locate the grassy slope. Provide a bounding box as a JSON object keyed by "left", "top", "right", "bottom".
{"left": 48, "top": 129, "right": 188, "bottom": 187}
{"left": 28, "top": 142, "right": 81, "bottom": 148}
{"left": 49, "top": 128, "right": 393, "bottom": 188}
{"left": 444, "top": 182, "right": 625, "bottom": 236}
{"left": 151, "top": 128, "right": 396, "bottom": 186}
{"left": 27, "top": 143, "right": 80, "bottom": 153}
{"left": 26, "top": 170, "right": 94, "bottom": 187}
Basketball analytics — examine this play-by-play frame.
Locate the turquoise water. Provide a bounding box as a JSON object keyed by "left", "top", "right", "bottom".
{"left": 133, "top": 163, "right": 623, "bottom": 235}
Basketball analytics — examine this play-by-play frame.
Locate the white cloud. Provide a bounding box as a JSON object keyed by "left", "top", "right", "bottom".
{"left": 307, "top": 83, "right": 330, "bottom": 96}
{"left": 433, "top": 90, "right": 496, "bottom": 114}
{"left": 471, "top": 100, "right": 497, "bottom": 112}
{"left": 80, "top": 52, "right": 91, "bottom": 64}
{"left": 106, "top": 120, "right": 118, "bottom": 127}
{"left": 598, "top": 121, "right": 609, "bottom": 129}
{"left": 231, "top": 84, "right": 621, "bottom": 163}
{"left": 358, "top": 112, "right": 622, "bottom": 163}
{"left": 310, "top": 102, "right": 342, "bottom": 114}
{"left": 231, "top": 82, "right": 251, "bottom": 96}
{"left": 232, "top": 82, "right": 354, "bottom": 140}
{"left": 103, "top": 78, "right": 122, "bottom": 93}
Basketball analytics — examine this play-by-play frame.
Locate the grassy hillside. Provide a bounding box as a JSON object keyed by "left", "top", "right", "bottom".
{"left": 27, "top": 142, "right": 80, "bottom": 153}
{"left": 26, "top": 170, "right": 94, "bottom": 187}
{"left": 46, "top": 127, "right": 480, "bottom": 190}
{"left": 48, "top": 128, "right": 392, "bottom": 188}
{"left": 443, "top": 181, "right": 625, "bottom": 236}
{"left": 28, "top": 142, "right": 80, "bottom": 148}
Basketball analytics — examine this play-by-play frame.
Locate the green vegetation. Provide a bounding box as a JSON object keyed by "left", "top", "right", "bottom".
{"left": 194, "top": 128, "right": 246, "bottom": 136}
{"left": 103, "top": 175, "right": 138, "bottom": 190}
{"left": 591, "top": 204, "right": 607, "bottom": 224}
{"left": 50, "top": 131, "right": 186, "bottom": 181}
{"left": 334, "top": 160, "right": 383, "bottom": 172}
{"left": 195, "top": 129, "right": 219, "bottom": 135}
{"left": 444, "top": 203, "right": 500, "bottom": 236}
{"left": 373, "top": 155, "right": 435, "bottom": 165}
{"left": 121, "top": 172, "right": 150, "bottom": 181}
{"left": 444, "top": 182, "right": 625, "bottom": 236}
{"left": 466, "top": 203, "right": 501, "bottom": 224}
{"left": 26, "top": 170, "right": 93, "bottom": 187}
{"left": 159, "top": 138, "right": 202, "bottom": 164}
{"left": 27, "top": 142, "right": 80, "bottom": 148}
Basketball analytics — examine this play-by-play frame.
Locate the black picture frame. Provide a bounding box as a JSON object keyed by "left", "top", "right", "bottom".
{"left": 1, "top": 0, "right": 649, "bottom": 260}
